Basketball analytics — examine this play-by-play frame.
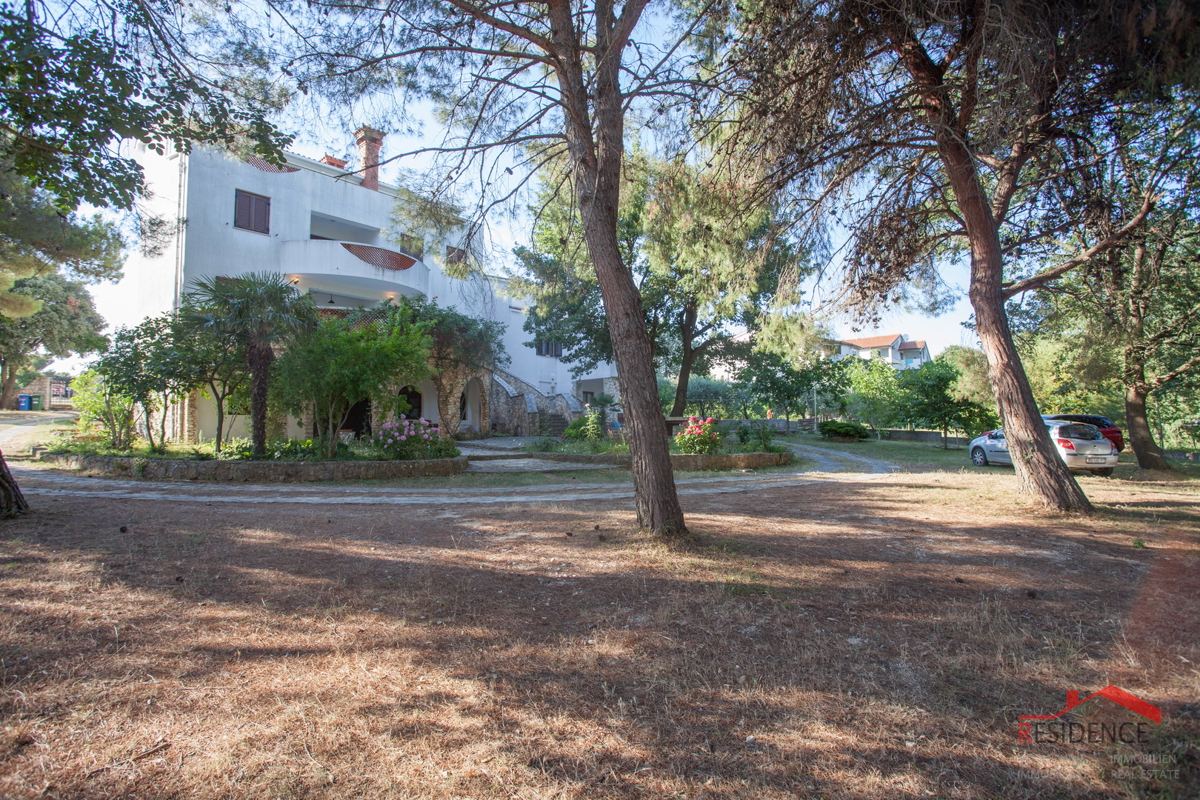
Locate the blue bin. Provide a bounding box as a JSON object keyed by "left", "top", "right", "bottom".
{"left": 17, "top": 395, "right": 30, "bottom": 411}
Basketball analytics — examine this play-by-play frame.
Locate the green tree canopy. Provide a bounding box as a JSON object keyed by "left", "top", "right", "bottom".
{"left": 0, "top": 2, "right": 289, "bottom": 211}
{"left": 390, "top": 297, "right": 508, "bottom": 439}
{"left": 184, "top": 273, "right": 318, "bottom": 456}
{"left": 898, "top": 360, "right": 999, "bottom": 448}
{"left": 0, "top": 169, "right": 124, "bottom": 316}
{"left": 513, "top": 157, "right": 803, "bottom": 415}
{"left": 0, "top": 274, "right": 106, "bottom": 407}
{"left": 273, "top": 313, "right": 432, "bottom": 458}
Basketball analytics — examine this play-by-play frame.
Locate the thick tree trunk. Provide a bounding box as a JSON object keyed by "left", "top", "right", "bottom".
{"left": 939, "top": 143, "right": 1092, "bottom": 512}
{"left": 0, "top": 452, "right": 28, "bottom": 518}
{"left": 669, "top": 348, "right": 698, "bottom": 417}
{"left": 0, "top": 360, "right": 21, "bottom": 410}
{"left": 547, "top": 0, "right": 687, "bottom": 540}
{"left": 248, "top": 343, "right": 274, "bottom": 456}
{"left": 887, "top": 18, "right": 1091, "bottom": 512}
{"left": 1125, "top": 384, "right": 1172, "bottom": 470}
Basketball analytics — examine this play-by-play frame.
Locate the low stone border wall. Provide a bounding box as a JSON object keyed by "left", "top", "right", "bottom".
{"left": 526, "top": 451, "right": 794, "bottom": 470}
{"left": 42, "top": 454, "right": 469, "bottom": 482}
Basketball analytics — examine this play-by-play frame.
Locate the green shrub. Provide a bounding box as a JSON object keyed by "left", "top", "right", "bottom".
{"left": 735, "top": 420, "right": 775, "bottom": 451}
{"left": 562, "top": 409, "right": 603, "bottom": 441}
{"left": 818, "top": 420, "right": 870, "bottom": 440}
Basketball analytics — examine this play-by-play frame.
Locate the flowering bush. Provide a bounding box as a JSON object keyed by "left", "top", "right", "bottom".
{"left": 674, "top": 416, "right": 722, "bottom": 455}
{"left": 367, "top": 417, "right": 460, "bottom": 460}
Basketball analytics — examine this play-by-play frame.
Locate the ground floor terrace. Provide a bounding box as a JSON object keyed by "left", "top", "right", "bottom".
{"left": 0, "top": 435, "right": 1196, "bottom": 798}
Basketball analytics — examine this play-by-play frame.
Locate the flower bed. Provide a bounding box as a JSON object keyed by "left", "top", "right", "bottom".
{"left": 519, "top": 451, "right": 794, "bottom": 470}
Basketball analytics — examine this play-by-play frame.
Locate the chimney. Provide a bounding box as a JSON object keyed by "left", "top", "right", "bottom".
{"left": 354, "top": 126, "right": 385, "bottom": 191}
{"left": 320, "top": 154, "right": 347, "bottom": 169}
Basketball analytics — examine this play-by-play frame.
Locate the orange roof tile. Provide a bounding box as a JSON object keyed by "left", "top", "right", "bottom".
{"left": 840, "top": 334, "right": 902, "bottom": 349}
{"left": 898, "top": 340, "right": 926, "bottom": 350}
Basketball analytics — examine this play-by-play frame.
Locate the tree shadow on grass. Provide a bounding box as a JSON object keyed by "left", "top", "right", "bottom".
{"left": 0, "top": 481, "right": 1194, "bottom": 798}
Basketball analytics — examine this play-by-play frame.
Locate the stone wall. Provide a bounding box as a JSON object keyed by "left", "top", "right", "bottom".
{"left": 43, "top": 454, "right": 468, "bottom": 482}
{"left": 12, "top": 375, "right": 74, "bottom": 410}
{"left": 488, "top": 368, "right": 585, "bottom": 435}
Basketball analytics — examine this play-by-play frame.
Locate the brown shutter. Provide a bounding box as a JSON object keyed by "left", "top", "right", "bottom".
{"left": 252, "top": 195, "right": 270, "bottom": 234}
{"left": 234, "top": 190, "right": 252, "bottom": 229}
{"left": 234, "top": 191, "right": 270, "bottom": 233}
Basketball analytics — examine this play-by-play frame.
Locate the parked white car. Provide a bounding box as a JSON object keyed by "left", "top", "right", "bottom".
{"left": 969, "top": 420, "right": 1119, "bottom": 476}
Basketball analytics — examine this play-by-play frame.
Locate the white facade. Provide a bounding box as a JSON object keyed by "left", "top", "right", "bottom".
{"left": 834, "top": 334, "right": 930, "bottom": 370}
{"left": 117, "top": 137, "right": 616, "bottom": 439}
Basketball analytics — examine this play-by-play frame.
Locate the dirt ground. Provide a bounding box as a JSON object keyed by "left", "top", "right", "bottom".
{"left": 0, "top": 468, "right": 1196, "bottom": 799}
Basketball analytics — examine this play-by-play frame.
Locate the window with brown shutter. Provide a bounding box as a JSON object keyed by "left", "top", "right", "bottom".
{"left": 234, "top": 190, "right": 270, "bottom": 234}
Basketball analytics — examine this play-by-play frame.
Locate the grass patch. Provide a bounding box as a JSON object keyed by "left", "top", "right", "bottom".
{"left": 779, "top": 431, "right": 975, "bottom": 470}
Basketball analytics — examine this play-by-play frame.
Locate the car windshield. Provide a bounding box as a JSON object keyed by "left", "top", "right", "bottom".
{"left": 1055, "top": 424, "right": 1105, "bottom": 440}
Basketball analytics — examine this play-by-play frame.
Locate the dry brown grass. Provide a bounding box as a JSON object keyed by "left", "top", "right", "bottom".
{"left": 0, "top": 471, "right": 1196, "bottom": 799}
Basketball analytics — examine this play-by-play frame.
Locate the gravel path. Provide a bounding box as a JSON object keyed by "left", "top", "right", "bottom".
{"left": 11, "top": 440, "right": 895, "bottom": 507}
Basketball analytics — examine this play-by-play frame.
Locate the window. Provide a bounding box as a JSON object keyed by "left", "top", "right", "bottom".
{"left": 446, "top": 245, "right": 468, "bottom": 265}
{"left": 399, "top": 234, "right": 425, "bottom": 259}
{"left": 582, "top": 391, "right": 595, "bottom": 404}
{"left": 234, "top": 190, "right": 270, "bottom": 234}
{"left": 536, "top": 340, "right": 563, "bottom": 358}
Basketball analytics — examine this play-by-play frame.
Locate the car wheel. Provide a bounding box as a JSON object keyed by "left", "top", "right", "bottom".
{"left": 1090, "top": 468, "right": 1114, "bottom": 477}
{"left": 971, "top": 447, "right": 988, "bottom": 467}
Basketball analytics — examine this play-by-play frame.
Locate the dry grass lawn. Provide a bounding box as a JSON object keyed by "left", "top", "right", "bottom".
{"left": 0, "top": 468, "right": 1196, "bottom": 798}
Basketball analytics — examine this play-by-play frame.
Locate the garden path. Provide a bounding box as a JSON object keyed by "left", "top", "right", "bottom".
{"left": 9, "top": 440, "right": 895, "bottom": 507}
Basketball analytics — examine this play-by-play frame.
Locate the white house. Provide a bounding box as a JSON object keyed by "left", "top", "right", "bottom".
{"left": 834, "top": 334, "right": 931, "bottom": 369}
{"left": 117, "top": 126, "right": 618, "bottom": 441}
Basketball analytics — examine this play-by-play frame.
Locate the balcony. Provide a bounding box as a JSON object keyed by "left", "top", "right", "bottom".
{"left": 279, "top": 239, "right": 429, "bottom": 300}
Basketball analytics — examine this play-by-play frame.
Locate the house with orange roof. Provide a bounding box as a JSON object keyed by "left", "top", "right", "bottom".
{"left": 835, "top": 334, "right": 931, "bottom": 369}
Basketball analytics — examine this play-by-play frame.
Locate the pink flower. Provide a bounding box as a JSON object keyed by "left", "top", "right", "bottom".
{"left": 423, "top": 434, "right": 430, "bottom": 440}
{"left": 705, "top": 417, "right": 714, "bottom": 424}
{"left": 399, "top": 435, "right": 407, "bottom": 441}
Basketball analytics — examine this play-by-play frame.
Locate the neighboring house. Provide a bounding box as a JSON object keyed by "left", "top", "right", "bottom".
{"left": 835, "top": 334, "right": 930, "bottom": 370}
{"left": 117, "top": 126, "right": 618, "bottom": 441}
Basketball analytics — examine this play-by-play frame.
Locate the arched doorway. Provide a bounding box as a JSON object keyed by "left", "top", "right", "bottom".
{"left": 343, "top": 399, "right": 372, "bottom": 437}
{"left": 399, "top": 386, "right": 422, "bottom": 419}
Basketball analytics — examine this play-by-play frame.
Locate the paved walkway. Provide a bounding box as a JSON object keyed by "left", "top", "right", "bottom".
{"left": 10, "top": 439, "right": 896, "bottom": 507}
{"left": 457, "top": 440, "right": 619, "bottom": 472}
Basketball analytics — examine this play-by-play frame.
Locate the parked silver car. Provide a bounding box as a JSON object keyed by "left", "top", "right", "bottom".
{"left": 969, "top": 421, "right": 1119, "bottom": 476}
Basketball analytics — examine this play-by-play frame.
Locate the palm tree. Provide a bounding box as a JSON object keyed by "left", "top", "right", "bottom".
{"left": 183, "top": 273, "right": 316, "bottom": 456}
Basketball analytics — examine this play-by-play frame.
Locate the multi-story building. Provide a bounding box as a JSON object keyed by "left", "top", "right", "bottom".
{"left": 118, "top": 126, "right": 618, "bottom": 441}
{"left": 834, "top": 334, "right": 931, "bottom": 369}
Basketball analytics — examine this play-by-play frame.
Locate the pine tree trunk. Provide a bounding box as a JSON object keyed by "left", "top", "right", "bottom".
{"left": 547, "top": 0, "right": 687, "bottom": 540}
{"left": 887, "top": 21, "right": 1092, "bottom": 513}
{"left": 0, "top": 452, "right": 29, "bottom": 518}
{"left": 938, "top": 141, "right": 1092, "bottom": 512}
{"left": 1125, "top": 384, "right": 1171, "bottom": 471}
{"left": 248, "top": 342, "right": 274, "bottom": 457}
